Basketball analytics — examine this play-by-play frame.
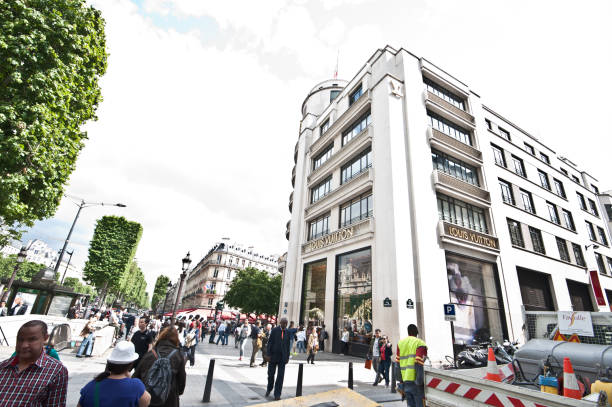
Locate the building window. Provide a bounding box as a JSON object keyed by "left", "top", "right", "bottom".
{"left": 567, "top": 280, "right": 595, "bottom": 311}
{"left": 560, "top": 168, "right": 568, "bottom": 176}
{"left": 607, "top": 257, "right": 612, "bottom": 274}
{"left": 499, "top": 179, "right": 515, "bottom": 205}
{"left": 227, "top": 270, "right": 231, "bottom": 279}
{"left": 524, "top": 143, "right": 535, "bottom": 155}
{"left": 301, "top": 259, "right": 327, "bottom": 326}
{"left": 491, "top": 144, "right": 506, "bottom": 167}
{"left": 577, "top": 192, "right": 587, "bottom": 210}
{"left": 311, "top": 176, "right": 332, "bottom": 203}
{"left": 208, "top": 298, "right": 213, "bottom": 306}
{"left": 586, "top": 221, "right": 596, "bottom": 241}
{"left": 553, "top": 178, "right": 566, "bottom": 198}
{"left": 320, "top": 119, "right": 330, "bottom": 135}
{"left": 330, "top": 90, "right": 341, "bottom": 102}
{"left": 529, "top": 226, "right": 545, "bottom": 254}
{"left": 210, "top": 282, "right": 216, "bottom": 291}
{"left": 562, "top": 209, "right": 575, "bottom": 231}
{"left": 519, "top": 189, "right": 535, "bottom": 214}
{"left": 313, "top": 143, "right": 333, "bottom": 171}
{"left": 342, "top": 111, "right": 371, "bottom": 146}
{"left": 546, "top": 202, "right": 560, "bottom": 224}
{"left": 592, "top": 184, "right": 599, "bottom": 194}
{"left": 424, "top": 77, "right": 465, "bottom": 110}
{"left": 606, "top": 204, "right": 612, "bottom": 221}
{"left": 572, "top": 243, "right": 586, "bottom": 267}
{"left": 511, "top": 155, "right": 526, "bottom": 177}
{"left": 498, "top": 127, "right": 511, "bottom": 141}
{"left": 556, "top": 237, "right": 570, "bottom": 262}
{"left": 437, "top": 193, "right": 488, "bottom": 233}
{"left": 446, "top": 254, "right": 506, "bottom": 345}
{"left": 213, "top": 268, "right": 219, "bottom": 278}
{"left": 538, "top": 170, "right": 551, "bottom": 190}
{"left": 485, "top": 118, "right": 492, "bottom": 130}
{"left": 432, "top": 149, "right": 479, "bottom": 186}
{"left": 588, "top": 199, "right": 599, "bottom": 217}
{"left": 348, "top": 84, "right": 363, "bottom": 105}
{"left": 507, "top": 219, "right": 524, "bottom": 247}
{"left": 341, "top": 148, "right": 371, "bottom": 184}
{"left": 596, "top": 253, "right": 607, "bottom": 275}
{"left": 571, "top": 175, "right": 580, "bottom": 184}
{"left": 340, "top": 192, "right": 373, "bottom": 227}
{"left": 539, "top": 152, "right": 550, "bottom": 164}
{"left": 428, "top": 111, "right": 471, "bottom": 146}
{"left": 597, "top": 226, "right": 609, "bottom": 246}
{"left": 517, "top": 268, "right": 555, "bottom": 311}
{"left": 308, "top": 214, "right": 329, "bottom": 240}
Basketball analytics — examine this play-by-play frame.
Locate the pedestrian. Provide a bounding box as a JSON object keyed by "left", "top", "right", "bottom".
{"left": 320, "top": 324, "right": 328, "bottom": 352}
{"left": 286, "top": 321, "right": 297, "bottom": 357}
{"left": 296, "top": 325, "right": 306, "bottom": 354}
{"left": 208, "top": 320, "right": 216, "bottom": 344}
{"left": 306, "top": 327, "right": 319, "bottom": 364}
{"left": 134, "top": 326, "right": 186, "bottom": 407}
{"left": 396, "top": 324, "right": 427, "bottom": 407}
{"left": 0, "top": 320, "right": 68, "bottom": 406}
{"left": 238, "top": 322, "right": 250, "bottom": 361}
{"left": 224, "top": 322, "right": 231, "bottom": 345}
{"left": 0, "top": 300, "right": 7, "bottom": 317}
{"left": 184, "top": 327, "right": 196, "bottom": 368}
{"left": 131, "top": 317, "right": 154, "bottom": 368}
{"left": 233, "top": 323, "right": 240, "bottom": 348}
{"left": 249, "top": 320, "right": 262, "bottom": 367}
{"left": 77, "top": 314, "right": 98, "bottom": 358}
{"left": 193, "top": 316, "right": 201, "bottom": 345}
{"left": 77, "top": 341, "right": 151, "bottom": 407}
{"left": 123, "top": 312, "right": 136, "bottom": 340}
{"left": 259, "top": 324, "right": 271, "bottom": 367}
{"left": 373, "top": 335, "right": 393, "bottom": 387}
{"left": 340, "top": 327, "right": 350, "bottom": 355}
{"left": 264, "top": 318, "right": 290, "bottom": 401}
{"left": 368, "top": 329, "right": 382, "bottom": 383}
{"left": 200, "top": 321, "right": 208, "bottom": 342}
{"left": 215, "top": 321, "right": 226, "bottom": 345}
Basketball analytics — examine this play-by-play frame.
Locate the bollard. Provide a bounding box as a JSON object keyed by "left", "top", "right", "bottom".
{"left": 391, "top": 362, "right": 397, "bottom": 393}
{"left": 296, "top": 363, "right": 303, "bottom": 397}
{"left": 202, "top": 358, "right": 215, "bottom": 402}
{"left": 348, "top": 362, "right": 354, "bottom": 389}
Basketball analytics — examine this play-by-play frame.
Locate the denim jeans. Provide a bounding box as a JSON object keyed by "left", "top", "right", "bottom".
{"left": 77, "top": 333, "right": 94, "bottom": 357}
{"left": 296, "top": 340, "right": 306, "bottom": 353}
{"left": 402, "top": 382, "right": 425, "bottom": 407}
{"left": 378, "top": 360, "right": 390, "bottom": 385}
{"left": 239, "top": 337, "right": 248, "bottom": 357}
{"left": 216, "top": 331, "right": 226, "bottom": 345}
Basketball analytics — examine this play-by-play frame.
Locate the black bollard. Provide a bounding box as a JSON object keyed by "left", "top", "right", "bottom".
{"left": 391, "top": 362, "right": 397, "bottom": 393}
{"left": 202, "top": 358, "right": 215, "bottom": 402}
{"left": 296, "top": 363, "right": 303, "bottom": 397}
{"left": 348, "top": 362, "right": 353, "bottom": 389}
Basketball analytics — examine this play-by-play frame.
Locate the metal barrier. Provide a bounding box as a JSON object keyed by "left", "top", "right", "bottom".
{"left": 523, "top": 310, "right": 612, "bottom": 345}
{"left": 48, "top": 323, "right": 71, "bottom": 351}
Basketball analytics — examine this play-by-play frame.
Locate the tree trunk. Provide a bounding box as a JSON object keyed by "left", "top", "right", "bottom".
{"left": 99, "top": 281, "right": 109, "bottom": 306}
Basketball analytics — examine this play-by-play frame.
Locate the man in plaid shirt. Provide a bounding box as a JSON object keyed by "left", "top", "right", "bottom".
{"left": 0, "top": 320, "right": 68, "bottom": 406}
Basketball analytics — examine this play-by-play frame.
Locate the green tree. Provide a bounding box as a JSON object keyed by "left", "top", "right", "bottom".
{"left": 223, "top": 267, "right": 282, "bottom": 316}
{"left": 151, "top": 274, "right": 170, "bottom": 312}
{"left": 0, "top": 0, "right": 108, "bottom": 247}
{"left": 0, "top": 254, "right": 45, "bottom": 282}
{"left": 83, "top": 216, "right": 142, "bottom": 304}
{"left": 62, "top": 276, "right": 97, "bottom": 297}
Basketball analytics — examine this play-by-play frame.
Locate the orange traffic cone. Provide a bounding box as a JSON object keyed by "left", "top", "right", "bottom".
{"left": 563, "top": 357, "right": 581, "bottom": 399}
{"left": 484, "top": 347, "right": 501, "bottom": 382}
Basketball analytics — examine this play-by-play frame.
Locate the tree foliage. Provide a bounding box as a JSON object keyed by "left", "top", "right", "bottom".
{"left": 62, "top": 276, "right": 96, "bottom": 297}
{"left": 83, "top": 216, "right": 142, "bottom": 301}
{"left": 0, "top": 254, "right": 45, "bottom": 282}
{"left": 119, "top": 260, "right": 148, "bottom": 308}
{"left": 151, "top": 274, "right": 170, "bottom": 312}
{"left": 0, "top": 0, "right": 108, "bottom": 247}
{"left": 223, "top": 267, "right": 281, "bottom": 316}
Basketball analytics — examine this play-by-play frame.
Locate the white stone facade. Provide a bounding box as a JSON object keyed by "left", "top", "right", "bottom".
{"left": 280, "top": 46, "right": 612, "bottom": 364}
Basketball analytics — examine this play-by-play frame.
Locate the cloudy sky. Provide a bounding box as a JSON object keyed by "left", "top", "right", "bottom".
{"left": 22, "top": 0, "right": 612, "bottom": 297}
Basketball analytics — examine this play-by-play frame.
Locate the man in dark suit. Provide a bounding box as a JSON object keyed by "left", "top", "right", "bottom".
{"left": 8, "top": 296, "right": 28, "bottom": 316}
{"left": 265, "top": 317, "right": 290, "bottom": 400}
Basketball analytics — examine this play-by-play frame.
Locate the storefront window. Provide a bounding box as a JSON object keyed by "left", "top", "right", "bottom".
{"left": 446, "top": 253, "right": 505, "bottom": 345}
{"left": 336, "top": 248, "right": 372, "bottom": 356}
{"left": 300, "top": 260, "right": 327, "bottom": 326}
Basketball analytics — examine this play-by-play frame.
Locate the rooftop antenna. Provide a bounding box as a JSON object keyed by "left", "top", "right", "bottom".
{"left": 334, "top": 50, "right": 339, "bottom": 79}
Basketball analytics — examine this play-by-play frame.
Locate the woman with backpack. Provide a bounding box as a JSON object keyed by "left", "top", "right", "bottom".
{"left": 133, "top": 327, "right": 186, "bottom": 407}
{"left": 78, "top": 341, "right": 151, "bottom": 407}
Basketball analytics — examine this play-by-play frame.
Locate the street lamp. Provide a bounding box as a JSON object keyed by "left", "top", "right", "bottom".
{"left": 53, "top": 197, "right": 126, "bottom": 279}
{"left": 171, "top": 252, "right": 192, "bottom": 324}
{"left": 1, "top": 246, "right": 27, "bottom": 302}
{"left": 162, "top": 281, "right": 173, "bottom": 315}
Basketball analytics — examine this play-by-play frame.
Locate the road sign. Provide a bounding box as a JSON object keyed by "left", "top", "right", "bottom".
{"left": 444, "top": 304, "right": 456, "bottom": 321}
{"left": 383, "top": 297, "right": 392, "bottom": 307}
{"left": 406, "top": 299, "right": 414, "bottom": 309}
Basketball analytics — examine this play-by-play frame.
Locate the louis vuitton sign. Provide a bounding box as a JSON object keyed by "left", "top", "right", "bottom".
{"left": 443, "top": 222, "right": 499, "bottom": 251}
{"left": 307, "top": 227, "right": 354, "bottom": 252}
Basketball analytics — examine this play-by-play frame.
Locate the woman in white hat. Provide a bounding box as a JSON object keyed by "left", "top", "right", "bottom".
{"left": 77, "top": 341, "right": 151, "bottom": 407}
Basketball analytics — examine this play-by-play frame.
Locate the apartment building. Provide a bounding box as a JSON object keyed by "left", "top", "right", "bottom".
{"left": 280, "top": 45, "right": 612, "bottom": 363}
{"left": 182, "top": 240, "right": 280, "bottom": 311}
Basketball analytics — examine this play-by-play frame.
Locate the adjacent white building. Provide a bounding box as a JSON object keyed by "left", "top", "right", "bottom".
{"left": 280, "top": 45, "right": 612, "bottom": 363}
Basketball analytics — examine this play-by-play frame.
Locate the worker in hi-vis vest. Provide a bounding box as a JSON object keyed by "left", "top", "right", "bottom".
{"left": 396, "top": 324, "right": 428, "bottom": 407}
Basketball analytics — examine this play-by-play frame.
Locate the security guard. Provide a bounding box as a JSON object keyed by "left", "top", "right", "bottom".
{"left": 396, "top": 324, "right": 427, "bottom": 407}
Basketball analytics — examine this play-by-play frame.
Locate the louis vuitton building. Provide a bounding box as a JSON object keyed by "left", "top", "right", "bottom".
{"left": 280, "top": 46, "right": 612, "bottom": 363}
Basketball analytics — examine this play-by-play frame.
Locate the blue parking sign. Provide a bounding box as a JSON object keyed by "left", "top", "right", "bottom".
{"left": 444, "top": 304, "right": 456, "bottom": 321}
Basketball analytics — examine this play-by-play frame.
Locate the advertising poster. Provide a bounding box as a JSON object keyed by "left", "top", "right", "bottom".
{"left": 558, "top": 311, "right": 594, "bottom": 337}
{"left": 11, "top": 292, "right": 37, "bottom": 315}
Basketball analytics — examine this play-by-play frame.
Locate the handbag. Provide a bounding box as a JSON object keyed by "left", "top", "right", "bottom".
{"left": 364, "top": 359, "right": 372, "bottom": 370}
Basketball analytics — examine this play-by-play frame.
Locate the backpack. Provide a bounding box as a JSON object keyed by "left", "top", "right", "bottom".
{"left": 145, "top": 348, "right": 178, "bottom": 404}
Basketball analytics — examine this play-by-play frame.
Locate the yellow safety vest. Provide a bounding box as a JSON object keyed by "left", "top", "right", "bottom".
{"left": 397, "top": 336, "right": 427, "bottom": 382}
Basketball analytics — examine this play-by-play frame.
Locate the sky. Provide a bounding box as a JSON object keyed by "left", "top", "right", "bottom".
{"left": 20, "top": 0, "right": 612, "bottom": 298}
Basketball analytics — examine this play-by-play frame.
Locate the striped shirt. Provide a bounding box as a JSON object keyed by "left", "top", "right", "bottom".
{"left": 0, "top": 351, "right": 68, "bottom": 407}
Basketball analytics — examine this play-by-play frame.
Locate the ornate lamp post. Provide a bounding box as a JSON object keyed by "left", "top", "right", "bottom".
{"left": 1, "top": 246, "right": 28, "bottom": 302}
{"left": 171, "top": 252, "right": 191, "bottom": 324}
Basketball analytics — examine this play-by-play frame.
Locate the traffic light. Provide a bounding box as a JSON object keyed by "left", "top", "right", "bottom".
{"left": 215, "top": 301, "right": 224, "bottom": 311}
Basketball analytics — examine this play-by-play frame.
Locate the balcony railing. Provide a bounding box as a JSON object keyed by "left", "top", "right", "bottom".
{"left": 425, "top": 91, "right": 474, "bottom": 124}
{"left": 429, "top": 127, "right": 482, "bottom": 162}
